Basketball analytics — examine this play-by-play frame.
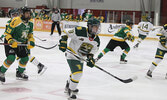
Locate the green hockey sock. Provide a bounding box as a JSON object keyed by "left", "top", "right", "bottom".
{"left": 121, "top": 53, "right": 127, "bottom": 60}
{"left": 18, "top": 67, "right": 25, "bottom": 73}
{"left": 98, "top": 48, "right": 110, "bottom": 59}
{"left": 0, "top": 65, "right": 8, "bottom": 73}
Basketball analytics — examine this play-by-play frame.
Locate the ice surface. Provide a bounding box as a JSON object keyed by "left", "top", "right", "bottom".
{"left": 0, "top": 29, "right": 167, "bottom": 100}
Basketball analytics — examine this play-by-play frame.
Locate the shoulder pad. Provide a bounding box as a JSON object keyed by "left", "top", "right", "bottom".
{"left": 10, "top": 17, "right": 22, "bottom": 28}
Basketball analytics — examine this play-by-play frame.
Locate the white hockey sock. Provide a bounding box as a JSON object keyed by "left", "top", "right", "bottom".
{"left": 29, "top": 55, "right": 40, "bottom": 66}
{"left": 149, "top": 58, "right": 162, "bottom": 72}
{"left": 69, "top": 72, "right": 82, "bottom": 90}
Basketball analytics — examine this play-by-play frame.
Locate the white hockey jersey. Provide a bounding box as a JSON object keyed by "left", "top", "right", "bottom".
{"left": 157, "top": 28, "right": 167, "bottom": 51}
{"left": 63, "top": 26, "right": 100, "bottom": 60}
{"left": 138, "top": 21, "right": 154, "bottom": 35}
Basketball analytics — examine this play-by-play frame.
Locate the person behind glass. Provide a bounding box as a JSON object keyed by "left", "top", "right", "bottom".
{"left": 50, "top": 8, "right": 61, "bottom": 36}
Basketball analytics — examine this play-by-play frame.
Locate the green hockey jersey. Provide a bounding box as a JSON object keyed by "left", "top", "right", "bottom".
{"left": 5, "top": 17, "right": 33, "bottom": 43}
{"left": 112, "top": 25, "right": 133, "bottom": 41}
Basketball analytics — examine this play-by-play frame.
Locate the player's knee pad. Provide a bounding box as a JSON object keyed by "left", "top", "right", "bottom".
{"left": 70, "top": 72, "right": 83, "bottom": 83}
{"left": 20, "top": 56, "right": 29, "bottom": 65}
{"left": 6, "top": 55, "right": 16, "bottom": 64}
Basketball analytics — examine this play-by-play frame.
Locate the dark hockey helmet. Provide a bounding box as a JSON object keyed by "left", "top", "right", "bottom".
{"left": 146, "top": 16, "right": 151, "bottom": 22}
{"left": 125, "top": 20, "right": 133, "bottom": 26}
{"left": 10, "top": 8, "right": 19, "bottom": 18}
{"left": 87, "top": 18, "right": 101, "bottom": 36}
{"left": 163, "top": 24, "right": 167, "bottom": 31}
{"left": 20, "top": 6, "right": 31, "bottom": 22}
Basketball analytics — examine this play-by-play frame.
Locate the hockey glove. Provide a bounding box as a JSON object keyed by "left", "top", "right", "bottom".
{"left": 130, "top": 35, "right": 135, "bottom": 42}
{"left": 8, "top": 39, "right": 18, "bottom": 48}
{"left": 86, "top": 54, "right": 95, "bottom": 68}
{"left": 126, "top": 33, "right": 135, "bottom": 42}
{"left": 59, "top": 35, "right": 68, "bottom": 52}
{"left": 160, "top": 36, "right": 167, "bottom": 45}
{"left": 27, "top": 38, "right": 35, "bottom": 49}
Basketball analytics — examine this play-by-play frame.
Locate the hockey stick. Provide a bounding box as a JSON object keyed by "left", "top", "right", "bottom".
{"left": 66, "top": 49, "right": 137, "bottom": 83}
{"left": 0, "top": 43, "right": 58, "bottom": 50}
{"left": 34, "top": 36, "right": 47, "bottom": 41}
{"left": 35, "top": 44, "right": 58, "bottom": 50}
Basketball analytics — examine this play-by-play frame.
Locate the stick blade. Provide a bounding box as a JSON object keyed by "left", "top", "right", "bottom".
{"left": 42, "top": 39, "right": 47, "bottom": 41}
{"left": 121, "top": 75, "right": 138, "bottom": 83}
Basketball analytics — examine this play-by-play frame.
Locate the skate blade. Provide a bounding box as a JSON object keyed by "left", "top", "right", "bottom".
{"left": 16, "top": 77, "right": 28, "bottom": 81}
{"left": 120, "top": 61, "right": 127, "bottom": 64}
{"left": 39, "top": 67, "right": 47, "bottom": 75}
{"left": 145, "top": 75, "right": 152, "bottom": 79}
{"left": 68, "top": 97, "right": 77, "bottom": 100}
{"left": 1, "top": 81, "right": 5, "bottom": 85}
{"left": 64, "top": 90, "right": 78, "bottom": 94}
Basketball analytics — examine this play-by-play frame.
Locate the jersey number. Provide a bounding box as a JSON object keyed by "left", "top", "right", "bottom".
{"left": 142, "top": 24, "right": 148, "bottom": 30}
{"left": 78, "top": 43, "right": 93, "bottom": 54}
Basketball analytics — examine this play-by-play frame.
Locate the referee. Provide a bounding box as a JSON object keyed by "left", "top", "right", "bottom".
{"left": 50, "top": 8, "right": 61, "bottom": 36}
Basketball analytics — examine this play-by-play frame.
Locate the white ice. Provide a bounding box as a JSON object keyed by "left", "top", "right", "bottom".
{"left": 0, "top": 29, "right": 167, "bottom": 100}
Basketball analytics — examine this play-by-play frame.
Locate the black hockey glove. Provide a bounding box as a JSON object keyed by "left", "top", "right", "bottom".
{"left": 59, "top": 35, "right": 68, "bottom": 52}
{"left": 127, "top": 34, "right": 135, "bottom": 42}
{"left": 86, "top": 54, "right": 95, "bottom": 68}
{"left": 159, "top": 36, "right": 167, "bottom": 45}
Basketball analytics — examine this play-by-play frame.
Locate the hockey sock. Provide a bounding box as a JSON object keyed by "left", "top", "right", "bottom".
{"left": 98, "top": 48, "right": 110, "bottom": 59}
{"left": 1, "top": 55, "right": 16, "bottom": 73}
{"left": 18, "top": 57, "right": 29, "bottom": 73}
{"left": 121, "top": 48, "right": 130, "bottom": 60}
{"left": 69, "top": 72, "right": 82, "bottom": 90}
{"left": 149, "top": 58, "right": 162, "bottom": 72}
{"left": 29, "top": 55, "right": 40, "bottom": 66}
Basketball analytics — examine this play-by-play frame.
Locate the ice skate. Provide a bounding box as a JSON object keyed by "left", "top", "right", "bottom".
{"left": 68, "top": 89, "right": 77, "bottom": 100}
{"left": 16, "top": 69, "right": 28, "bottom": 80}
{"left": 120, "top": 58, "right": 127, "bottom": 64}
{"left": 37, "top": 63, "right": 47, "bottom": 75}
{"left": 165, "top": 73, "right": 167, "bottom": 79}
{"left": 0, "top": 71, "right": 5, "bottom": 84}
{"left": 64, "top": 81, "right": 79, "bottom": 94}
{"left": 145, "top": 70, "right": 152, "bottom": 79}
{"left": 133, "top": 43, "right": 139, "bottom": 48}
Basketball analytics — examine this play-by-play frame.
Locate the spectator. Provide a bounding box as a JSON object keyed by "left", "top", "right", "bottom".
{"left": 82, "top": 10, "right": 87, "bottom": 20}
{"left": 61, "top": 10, "right": 67, "bottom": 20}
{"left": 0, "top": 8, "right": 5, "bottom": 17}
{"left": 84, "top": 10, "right": 92, "bottom": 21}
{"left": 123, "top": 12, "right": 132, "bottom": 23}
{"left": 97, "top": 15, "right": 105, "bottom": 23}
{"left": 31, "top": 9, "right": 38, "bottom": 19}
{"left": 8, "top": 8, "right": 14, "bottom": 18}
{"left": 75, "top": 14, "right": 82, "bottom": 22}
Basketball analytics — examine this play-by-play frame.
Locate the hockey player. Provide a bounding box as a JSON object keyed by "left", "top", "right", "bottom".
{"left": 146, "top": 24, "right": 167, "bottom": 79}
{"left": 59, "top": 18, "right": 100, "bottom": 100}
{"left": 1, "top": 8, "right": 47, "bottom": 75}
{"left": 133, "top": 16, "right": 154, "bottom": 48}
{"left": 95, "top": 20, "right": 135, "bottom": 64}
{"left": 0, "top": 7, "right": 35, "bottom": 83}
{"left": 0, "top": 8, "right": 19, "bottom": 41}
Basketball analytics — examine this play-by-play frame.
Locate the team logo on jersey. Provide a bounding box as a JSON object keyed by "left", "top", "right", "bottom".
{"left": 21, "top": 31, "right": 28, "bottom": 39}
{"left": 9, "top": 49, "right": 15, "bottom": 53}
